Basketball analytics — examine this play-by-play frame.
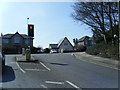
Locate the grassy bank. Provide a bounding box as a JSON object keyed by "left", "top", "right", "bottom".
{"left": 86, "top": 43, "right": 119, "bottom": 60}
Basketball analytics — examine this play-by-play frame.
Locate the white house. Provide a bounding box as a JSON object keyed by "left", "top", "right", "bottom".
{"left": 49, "top": 37, "right": 74, "bottom": 52}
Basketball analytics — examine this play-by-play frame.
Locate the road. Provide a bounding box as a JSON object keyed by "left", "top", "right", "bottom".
{"left": 1, "top": 53, "right": 118, "bottom": 89}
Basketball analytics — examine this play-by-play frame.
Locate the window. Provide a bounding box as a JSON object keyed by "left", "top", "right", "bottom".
{"left": 3, "top": 39, "right": 9, "bottom": 44}
{"left": 14, "top": 37, "right": 20, "bottom": 43}
{"left": 25, "top": 39, "right": 29, "bottom": 45}
{"left": 64, "top": 42, "right": 68, "bottom": 46}
{"left": 85, "top": 41, "right": 88, "bottom": 45}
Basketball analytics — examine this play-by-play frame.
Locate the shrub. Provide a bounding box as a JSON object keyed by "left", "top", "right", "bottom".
{"left": 76, "top": 45, "right": 86, "bottom": 52}
{"left": 2, "top": 46, "right": 22, "bottom": 54}
{"left": 106, "top": 45, "right": 118, "bottom": 59}
{"left": 86, "top": 46, "right": 99, "bottom": 55}
{"left": 63, "top": 50, "right": 75, "bottom": 53}
{"left": 86, "top": 42, "right": 119, "bottom": 60}
{"left": 44, "top": 48, "right": 50, "bottom": 53}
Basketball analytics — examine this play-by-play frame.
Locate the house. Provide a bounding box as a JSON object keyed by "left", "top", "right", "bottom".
{"left": 78, "top": 36, "right": 91, "bottom": 47}
{"left": 49, "top": 44, "right": 58, "bottom": 52}
{"left": 57, "top": 37, "right": 74, "bottom": 52}
{"left": 49, "top": 37, "right": 74, "bottom": 53}
{"left": 2, "top": 32, "right": 34, "bottom": 47}
{"left": 73, "top": 36, "right": 95, "bottom": 48}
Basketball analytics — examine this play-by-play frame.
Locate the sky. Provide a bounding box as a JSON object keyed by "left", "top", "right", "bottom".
{"left": 0, "top": 1, "right": 93, "bottom": 48}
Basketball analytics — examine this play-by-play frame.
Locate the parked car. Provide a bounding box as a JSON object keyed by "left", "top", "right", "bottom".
{"left": 50, "top": 50, "right": 58, "bottom": 53}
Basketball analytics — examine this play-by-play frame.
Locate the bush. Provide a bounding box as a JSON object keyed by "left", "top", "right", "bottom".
{"left": 76, "top": 45, "right": 86, "bottom": 52}
{"left": 86, "top": 46, "right": 99, "bottom": 55}
{"left": 2, "top": 46, "right": 22, "bottom": 54}
{"left": 2, "top": 46, "right": 44, "bottom": 54}
{"left": 63, "top": 50, "right": 75, "bottom": 53}
{"left": 106, "top": 45, "right": 118, "bottom": 59}
{"left": 86, "top": 42, "right": 119, "bottom": 60}
{"left": 44, "top": 48, "right": 50, "bottom": 53}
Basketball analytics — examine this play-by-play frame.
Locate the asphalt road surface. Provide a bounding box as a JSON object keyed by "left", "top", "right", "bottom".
{"left": 1, "top": 53, "right": 118, "bottom": 89}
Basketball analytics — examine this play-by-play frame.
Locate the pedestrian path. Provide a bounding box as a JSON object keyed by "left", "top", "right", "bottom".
{"left": 72, "top": 52, "right": 119, "bottom": 70}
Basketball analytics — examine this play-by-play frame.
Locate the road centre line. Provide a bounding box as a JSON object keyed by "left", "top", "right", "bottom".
{"left": 40, "top": 62, "right": 51, "bottom": 71}
{"left": 16, "top": 62, "right": 26, "bottom": 73}
{"left": 66, "top": 81, "right": 80, "bottom": 89}
{"left": 45, "top": 81, "right": 64, "bottom": 85}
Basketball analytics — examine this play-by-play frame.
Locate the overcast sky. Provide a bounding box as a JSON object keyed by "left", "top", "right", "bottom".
{"left": 0, "top": 1, "right": 93, "bottom": 48}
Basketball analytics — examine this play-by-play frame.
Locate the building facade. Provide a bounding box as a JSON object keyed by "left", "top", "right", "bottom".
{"left": 49, "top": 37, "right": 74, "bottom": 52}
{"left": 73, "top": 36, "right": 95, "bottom": 49}
{"left": 2, "top": 32, "right": 34, "bottom": 47}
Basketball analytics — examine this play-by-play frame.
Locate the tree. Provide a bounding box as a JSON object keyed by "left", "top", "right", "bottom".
{"left": 105, "top": 2, "right": 118, "bottom": 45}
{"left": 72, "top": 2, "right": 118, "bottom": 45}
{"left": 44, "top": 48, "right": 50, "bottom": 53}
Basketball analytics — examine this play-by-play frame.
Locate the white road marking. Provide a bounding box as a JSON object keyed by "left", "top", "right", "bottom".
{"left": 45, "top": 81, "right": 64, "bottom": 85}
{"left": 40, "top": 62, "right": 51, "bottom": 71}
{"left": 18, "top": 63, "right": 38, "bottom": 65}
{"left": 25, "top": 69, "right": 39, "bottom": 71}
{"left": 25, "top": 69, "right": 47, "bottom": 71}
{"left": 16, "top": 62, "right": 26, "bottom": 73}
{"left": 66, "top": 81, "right": 79, "bottom": 89}
{"left": 40, "top": 84, "right": 48, "bottom": 88}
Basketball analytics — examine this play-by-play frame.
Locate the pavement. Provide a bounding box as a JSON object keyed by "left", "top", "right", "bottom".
{"left": 72, "top": 52, "right": 119, "bottom": 70}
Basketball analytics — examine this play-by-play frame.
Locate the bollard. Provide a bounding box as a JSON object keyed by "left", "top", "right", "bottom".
{"left": 26, "top": 48, "right": 31, "bottom": 61}
{"left": 61, "top": 49, "right": 64, "bottom": 53}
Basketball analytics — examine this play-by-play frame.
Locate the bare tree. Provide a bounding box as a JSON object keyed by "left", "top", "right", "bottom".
{"left": 72, "top": 2, "right": 118, "bottom": 45}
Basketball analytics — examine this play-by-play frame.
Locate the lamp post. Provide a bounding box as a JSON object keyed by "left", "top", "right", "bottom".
{"left": 27, "top": 17, "right": 29, "bottom": 35}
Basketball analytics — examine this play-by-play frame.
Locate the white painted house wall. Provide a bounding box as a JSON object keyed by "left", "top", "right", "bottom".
{"left": 58, "top": 38, "right": 73, "bottom": 52}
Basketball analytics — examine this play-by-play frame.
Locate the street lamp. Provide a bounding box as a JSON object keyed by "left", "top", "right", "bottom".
{"left": 27, "top": 17, "right": 29, "bottom": 34}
